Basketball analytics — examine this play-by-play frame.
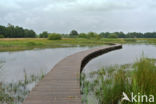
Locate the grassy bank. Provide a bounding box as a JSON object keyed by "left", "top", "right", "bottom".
{"left": 0, "top": 38, "right": 107, "bottom": 51}
{"left": 81, "top": 57, "right": 156, "bottom": 104}
{"left": 0, "top": 38, "right": 156, "bottom": 51}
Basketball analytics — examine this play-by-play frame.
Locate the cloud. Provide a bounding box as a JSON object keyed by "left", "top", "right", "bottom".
{"left": 0, "top": 0, "right": 156, "bottom": 33}
{"left": 43, "top": 0, "right": 136, "bottom": 12}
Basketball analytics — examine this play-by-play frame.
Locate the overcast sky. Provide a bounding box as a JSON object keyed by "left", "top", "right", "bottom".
{"left": 0, "top": 0, "right": 156, "bottom": 33}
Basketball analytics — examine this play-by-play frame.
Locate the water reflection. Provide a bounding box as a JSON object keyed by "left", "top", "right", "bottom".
{"left": 0, "top": 44, "right": 156, "bottom": 83}
{"left": 0, "top": 47, "right": 90, "bottom": 83}
{"left": 83, "top": 44, "right": 156, "bottom": 73}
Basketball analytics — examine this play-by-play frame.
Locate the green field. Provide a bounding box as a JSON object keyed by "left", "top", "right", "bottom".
{"left": 0, "top": 38, "right": 156, "bottom": 51}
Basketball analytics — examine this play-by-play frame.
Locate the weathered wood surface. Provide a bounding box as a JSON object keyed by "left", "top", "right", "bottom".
{"left": 23, "top": 44, "right": 122, "bottom": 104}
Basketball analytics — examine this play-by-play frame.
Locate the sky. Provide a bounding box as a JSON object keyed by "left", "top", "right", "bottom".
{"left": 0, "top": 0, "right": 156, "bottom": 33}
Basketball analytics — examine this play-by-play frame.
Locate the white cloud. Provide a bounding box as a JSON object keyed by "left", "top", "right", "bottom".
{"left": 0, "top": 0, "right": 156, "bottom": 33}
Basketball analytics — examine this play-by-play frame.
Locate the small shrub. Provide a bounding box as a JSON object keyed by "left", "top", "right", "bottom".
{"left": 48, "top": 33, "right": 62, "bottom": 40}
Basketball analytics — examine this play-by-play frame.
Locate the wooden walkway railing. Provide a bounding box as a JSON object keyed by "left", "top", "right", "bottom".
{"left": 23, "top": 44, "right": 122, "bottom": 104}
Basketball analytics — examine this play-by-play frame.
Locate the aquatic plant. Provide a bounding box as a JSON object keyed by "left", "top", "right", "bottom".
{"left": 0, "top": 71, "right": 45, "bottom": 104}
{"left": 81, "top": 57, "right": 156, "bottom": 104}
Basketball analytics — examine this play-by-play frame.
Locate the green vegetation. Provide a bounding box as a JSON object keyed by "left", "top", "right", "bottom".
{"left": 68, "top": 30, "right": 156, "bottom": 38}
{"left": 78, "top": 32, "right": 100, "bottom": 39}
{"left": 1, "top": 24, "right": 156, "bottom": 39}
{"left": 39, "top": 31, "right": 49, "bottom": 38}
{"left": 48, "top": 33, "right": 62, "bottom": 40}
{"left": 69, "top": 30, "right": 79, "bottom": 37}
{"left": 0, "top": 34, "right": 4, "bottom": 38}
{"left": 78, "top": 33, "right": 88, "bottom": 38}
{"left": 0, "top": 38, "right": 156, "bottom": 51}
{"left": 81, "top": 57, "right": 156, "bottom": 104}
{"left": 0, "top": 71, "right": 45, "bottom": 104}
{"left": 107, "top": 33, "right": 118, "bottom": 38}
{"left": 1, "top": 24, "right": 156, "bottom": 52}
{"left": 0, "top": 24, "right": 36, "bottom": 38}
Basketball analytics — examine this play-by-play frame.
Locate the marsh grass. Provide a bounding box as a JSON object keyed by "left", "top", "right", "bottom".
{"left": 81, "top": 57, "right": 156, "bottom": 104}
{"left": 0, "top": 38, "right": 106, "bottom": 51}
{"left": 0, "top": 38, "right": 156, "bottom": 51}
{"left": 0, "top": 71, "right": 45, "bottom": 104}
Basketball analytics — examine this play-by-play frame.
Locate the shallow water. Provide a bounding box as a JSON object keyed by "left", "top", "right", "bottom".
{"left": 0, "top": 44, "right": 156, "bottom": 104}
{"left": 83, "top": 44, "right": 156, "bottom": 73}
{"left": 0, "top": 44, "right": 156, "bottom": 83}
{"left": 0, "top": 47, "right": 90, "bottom": 83}
{"left": 82, "top": 44, "right": 156, "bottom": 104}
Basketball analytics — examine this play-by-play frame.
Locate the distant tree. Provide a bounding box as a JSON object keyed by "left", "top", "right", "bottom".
{"left": 24, "top": 29, "right": 36, "bottom": 38}
{"left": 0, "top": 25, "right": 6, "bottom": 37}
{"left": 126, "top": 32, "right": 143, "bottom": 38}
{"left": 144, "top": 32, "right": 156, "bottom": 38}
{"left": 87, "top": 32, "right": 98, "bottom": 39}
{"left": 0, "top": 24, "right": 36, "bottom": 38}
{"left": 39, "top": 31, "right": 49, "bottom": 38}
{"left": 114, "top": 32, "right": 126, "bottom": 38}
{"left": 6, "top": 24, "right": 15, "bottom": 37}
{"left": 69, "top": 30, "right": 78, "bottom": 37}
{"left": 24, "top": 29, "right": 30, "bottom": 37}
{"left": 1, "top": 24, "right": 156, "bottom": 38}
{"left": 14, "top": 26, "right": 25, "bottom": 38}
{"left": 62, "top": 34, "right": 69, "bottom": 38}
{"left": 78, "top": 33, "right": 88, "bottom": 38}
{"left": 108, "top": 33, "right": 118, "bottom": 38}
{"left": 28, "top": 30, "right": 36, "bottom": 38}
{"left": 0, "top": 34, "right": 4, "bottom": 38}
{"left": 99, "top": 32, "right": 109, "bottom": 38}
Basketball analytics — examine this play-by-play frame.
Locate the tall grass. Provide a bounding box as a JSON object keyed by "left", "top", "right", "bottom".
{"left": 81, "top": 57, "right": 156, "bottom": 104}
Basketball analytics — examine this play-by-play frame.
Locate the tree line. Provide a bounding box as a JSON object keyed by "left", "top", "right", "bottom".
{"left": 0, "top": 24, "right": 36, "bottom": 38}
{"left": 69, "top": 30, "right": 156, "bottom": 38}
{"left": 99, "top": 32, "right": 156, "bottom": 38}
{"left": 40, "top": 30, "right": 156, "bottom": 39}
{"left": 1, "top": 24, "right": 156, "bottom": 38}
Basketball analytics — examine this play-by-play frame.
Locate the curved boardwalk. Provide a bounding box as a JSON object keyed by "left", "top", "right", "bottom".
{"left": 23, "top": 44, "right": 122, "bottom": 104}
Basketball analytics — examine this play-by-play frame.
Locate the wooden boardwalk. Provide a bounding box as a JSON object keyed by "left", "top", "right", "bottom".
{"left": 23, "top": 44, "right": 122, "bottom": 104}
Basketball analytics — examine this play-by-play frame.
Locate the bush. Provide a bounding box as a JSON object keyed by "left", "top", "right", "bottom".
{"left": 86, "top": 32, "right": 101, "bottom": 40}
{"left": 0, "top": 34, "right": 4, "bottom": 38}
{"left": 108, "top": 33, "right": 118, "bottom": 38}
{"left": 87, "top": 32, "right": 97, "bottom": 39}
{"left": 48, "top": 33, "right": 62, "bottom": 40}
{"left": 78, "top": 33, "right": 88, "bottom": 38}
{"left": 39, "top": 31, "right": 49, "bottom": 38}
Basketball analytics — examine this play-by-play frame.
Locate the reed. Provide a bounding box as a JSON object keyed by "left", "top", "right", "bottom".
{"left": 81, "top": 57, "right": 156, "bottom": 104}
